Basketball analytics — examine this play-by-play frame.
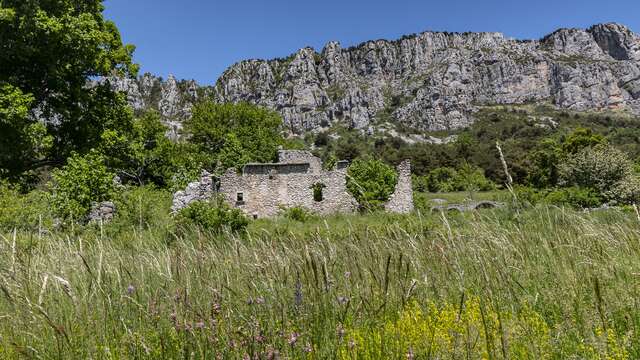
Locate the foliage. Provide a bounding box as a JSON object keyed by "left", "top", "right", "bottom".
{"left": 559, "top": 145, "right": 640, "bottom": 204}
{"left": 281, "top": 206, "right": 315, "bottom": 222}
{"left": 346, "top": 158, "right": 398, "bottom": 210}
{"left": 99, "top": 110, "right": 207, "bottom": 190}
{"left": 184, "top": 102, "right": 283, "bottom": 170}
{"left": 176, "top": 198, "right": 249, "bottom": 233}
{"left": 0, "top": 0, "right": 137, "bottom": 179}
{"left": 50, "top": 151, "right": 115, "bottom": 220}
{"left": 418, "top": 165, "right": 495, "bottom": 193}
{"left": 0, "top": 84, "right": 51, "bottom": 181}
{"left": 109, "top": 185, "right": 173, "bottom": 232}
{"left": 0, "top": 183, "right": 53, "bottom": 231}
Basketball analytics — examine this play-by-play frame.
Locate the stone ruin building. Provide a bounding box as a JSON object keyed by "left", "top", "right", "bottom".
{"left": 172, "top": 150, "right": 414, "bottom": 218}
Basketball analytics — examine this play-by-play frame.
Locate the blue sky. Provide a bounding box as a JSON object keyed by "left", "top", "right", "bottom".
{"left": 104, "top": 0, "right": 639, "bottom": 85}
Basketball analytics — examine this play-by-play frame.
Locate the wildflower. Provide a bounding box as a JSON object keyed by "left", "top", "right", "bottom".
{"left": 212, "top": 302, "right": 221, "bottom": 315}
{"left": 265, "top": 347, "right": 279, "bottom": 360}
{"left": 126, "top": 284, "right": 135, "bottom": 295}
{"left": 407, "top": 347, "right": 414, "bottom": 360}
{"left": 303, "top": 343, "right": 313, "bottom": 353}
{"left": 288, "top": 332, "right": 299, "bottom": 346}
{"left": 348, "top": 339, "right": 356, "bottom": 350}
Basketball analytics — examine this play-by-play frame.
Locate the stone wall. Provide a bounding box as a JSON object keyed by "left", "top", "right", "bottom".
{"left": 171, "top": 151, "right": 415, "bottom": 218}
{"left": 277, "top": 150, "right": 323, "bottom": 173}
{"left": 171, "top": 170, "right": 215, "bottom": 212}
{"left": 384, "top": 160, "right": 414, "bottom": 214}
{"left": 219, "top": 163, "right": 357, "bottom": 218}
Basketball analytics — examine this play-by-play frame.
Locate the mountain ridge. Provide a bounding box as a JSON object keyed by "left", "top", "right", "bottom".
{"left": 112, "top": 22, "right": 640, "bottom": 134}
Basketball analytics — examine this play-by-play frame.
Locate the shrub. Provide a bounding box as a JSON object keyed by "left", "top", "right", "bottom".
{"left": 543, "top": 187, "right": 603, "bottom": 208}
{"left": 0, "top": 184, "right": 53, "bottom": 231}
{"left": 176, "top": 199, "right": 248, "bottom": 234}
{"left": 427, "top": 167, "right": 458, "bottom": 192}
{"left": 559, "top": 145, "right": 640, "bottom": 204}
{"left": 110, "top": 185, "right": 173, "bottom": 231}
{"left": 50, "top": 151, "right": 115, "bottom": 221}
{"left": 347, "top": 158, "right": 398, "bottom": 210}
{"left": 281, "top": 206, "right": 315, "bottom": 222}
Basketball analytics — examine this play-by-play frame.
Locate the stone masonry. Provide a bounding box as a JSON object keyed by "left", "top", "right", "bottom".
{"left": 171, "top": 150, "right": 414, "bottom": 218}
{"left": 385, "top": 160, "right": 415, "bottom": 214}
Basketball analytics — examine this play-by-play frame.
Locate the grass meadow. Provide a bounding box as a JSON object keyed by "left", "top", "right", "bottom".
{"left": 1, "top": 198, "right": 640, "bottom": 358}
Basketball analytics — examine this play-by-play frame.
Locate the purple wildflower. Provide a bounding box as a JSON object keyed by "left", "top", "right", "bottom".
{"left": 288, "top": 332, "right": 299, "bottom": 346}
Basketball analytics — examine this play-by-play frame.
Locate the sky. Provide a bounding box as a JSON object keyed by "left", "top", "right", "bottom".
{"left": 104, "top": 0, "right": 640, "bottom": 85}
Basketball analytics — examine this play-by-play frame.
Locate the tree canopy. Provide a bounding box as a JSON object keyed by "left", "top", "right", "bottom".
{"left": 185, "top": 102, "right": 284, "bottom": 170}
{"left": 0, "top": 0, "right": 137, "bottom": 180}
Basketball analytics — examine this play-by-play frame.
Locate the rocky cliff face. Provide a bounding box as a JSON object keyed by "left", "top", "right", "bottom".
{"left": 114, "top": 23, "right": 640, "bottom": 134}
{"left": 107, "top": 73, "right": 212, "bottom": 138}
{"left": 213, "top": 23, "right": 640, "bottom": 132}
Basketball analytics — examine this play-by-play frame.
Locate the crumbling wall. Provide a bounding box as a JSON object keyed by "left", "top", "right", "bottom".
{"left": 385, "top": 160, "right": 414, "bottom": 214}
{"left": 219, "top": 166, "right": 357, "bottom": 218}
{"left": 171, "top": 170, "right": 214, "bottom": 212}
{"left": 277, "top": 150, "right": 323, "bottom": 173}
{"left": 171, "top": 151, "right": 415, "bottom": 218}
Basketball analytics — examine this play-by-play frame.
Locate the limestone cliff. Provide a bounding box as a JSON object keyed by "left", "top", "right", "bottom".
{"left": 118, "top": 23, "right": 640, "bottom": 133}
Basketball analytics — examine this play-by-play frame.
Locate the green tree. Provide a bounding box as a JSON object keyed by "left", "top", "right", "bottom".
{"left": 559, "top": 145, "right": 640, "bottom": 204}
{"left": 0, "top": 0, "right": 137, "bottom": 178}
{"left": 185, "top": 102, "right": 283, "bottom": 169}
{"left": 0, "top": 84, "right": 53, "bottom": 182}
{"left": 346, "top": 158, "right": 398, "bottom": 210}
{"left": 562, "top": 127, "right": 606, "bottom": 154}
{"left": 51, "top": 151, "right": 115, "bottom": 220}
{"left": 99, "top": 110, "right": 208, "bottom": 190}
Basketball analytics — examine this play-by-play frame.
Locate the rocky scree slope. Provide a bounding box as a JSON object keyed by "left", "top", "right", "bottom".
{"left": 117, "top": 23, "right": 640, "bottom": 134}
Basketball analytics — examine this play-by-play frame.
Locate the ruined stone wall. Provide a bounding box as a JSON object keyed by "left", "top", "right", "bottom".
{"left": 171, "top": 150, "right": 414, "bottom": 218}
{"left": 277, "top": 150, "right": 323, "bottom": 173}
{"left": 171, "top": 170, "right": 215, "bottom": 212}
{"left": 385, "top": 160, "right": 414, "bottom": 214}
{"left": 219, "top": 167, "right": 357, "bottom": 218}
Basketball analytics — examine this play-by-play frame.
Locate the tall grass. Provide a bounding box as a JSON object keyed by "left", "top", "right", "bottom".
{"left": 1, "top": 207, "right": 639, "bottom": 358}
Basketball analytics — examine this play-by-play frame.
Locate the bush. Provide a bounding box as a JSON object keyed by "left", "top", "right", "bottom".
{"left": 176, "top": 199, "right": 249, "bottom": 234}
{"left": 347, "top": 158, "right": 398, "bottom": 210}
{"left": 514, "top": 186, "right": 603, "bottom": 209}
{"left": 0, "top": 184, "right": 53, "bottom": 231}
{"left": 427, "top": 167, "right": 458, "bottom": 192}
{"left": 543, "top": 187, "right": 603, "bottom": 208}
{"left": 425, "top": 166, "right": 496, "bottom": 193}
{"left": 109, "top": 185, "right": 173, "bottom": 231}
{"left": 281, "top": 206, "right": 315, "bottom": 222}
{"left": 559, "top": 145, "right": 640, "bottom": 204}
{"left": 50, "top": 151, "right": 115, "bottom": 221}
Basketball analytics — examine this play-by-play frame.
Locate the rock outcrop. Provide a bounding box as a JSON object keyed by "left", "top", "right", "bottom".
{"left": 107, "top": 73, "right": 213, "bottom": 139}
{"left": 111, "top": 23, "right": 640, "bottom": 135}
{"left": 213, "top": 23, "right": 640, "bottom": 132}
